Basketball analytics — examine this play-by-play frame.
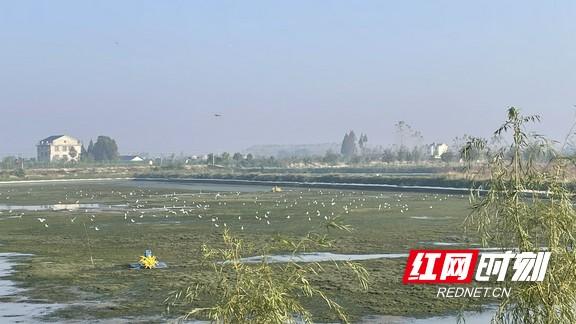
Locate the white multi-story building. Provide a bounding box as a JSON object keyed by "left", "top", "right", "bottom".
{"left": 428, "top": 143, "right": 449, "bottom": 159}
{"left": 37, "top": 135, "right": 82, "bottom": 162}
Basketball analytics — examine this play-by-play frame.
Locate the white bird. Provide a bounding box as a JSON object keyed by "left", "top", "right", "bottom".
{"left": 37, "top": 218, "right": 46, "bottom": 223}
{"left": 94, "top": 226, "right": 100, "bottom": 231}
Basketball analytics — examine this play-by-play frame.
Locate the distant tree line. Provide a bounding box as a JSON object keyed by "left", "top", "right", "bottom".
{"left": 82, "top": 136, "right": 119, "bottom": 162}
{"left": 5, "top": 120, "right": 565, "bottom": 172}
{"left": 333, "top": 126, "right": 453, "bottom": 164}
{"left": 205, "top": 152, "right": 281, "bottom": 168}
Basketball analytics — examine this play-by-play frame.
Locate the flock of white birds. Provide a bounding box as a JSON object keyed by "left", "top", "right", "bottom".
{"left": 0, "top": 185, "right": 466, "bottom": 235}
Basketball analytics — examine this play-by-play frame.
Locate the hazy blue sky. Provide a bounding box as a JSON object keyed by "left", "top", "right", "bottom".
{"left": 1, "top": 1, "right": 575, "bottom": 157}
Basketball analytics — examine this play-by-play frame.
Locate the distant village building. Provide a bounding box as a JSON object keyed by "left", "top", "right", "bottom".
{"left": 120, "top": 155, "right": 144, "bottom": 162}
{"left": 428, "top": 143, "right": 449, "bottom": 159}
{"left": 37, "top": 135, "right": 82, "bottom": 162}
{"left": 185, "top": 155, "right": 199, "bottom": 164}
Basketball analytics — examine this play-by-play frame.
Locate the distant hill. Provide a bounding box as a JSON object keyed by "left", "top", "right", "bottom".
{"left": 245, "top": 143, "right": 339, "bottom": 158}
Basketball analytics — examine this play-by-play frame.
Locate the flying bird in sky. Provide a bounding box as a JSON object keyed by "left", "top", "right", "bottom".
{"left": 214, "top": 113, "right": 222, "bottom": 117}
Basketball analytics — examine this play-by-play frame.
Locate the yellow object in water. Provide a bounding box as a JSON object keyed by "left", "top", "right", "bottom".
{"left": 139, "top": 255, "right": 158, "bottom": 269}
{"left": 271, "top": 186, "right": 283, "bottom": 192}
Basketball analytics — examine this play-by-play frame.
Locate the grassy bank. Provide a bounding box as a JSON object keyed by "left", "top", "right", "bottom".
{"left": 1, "top": 164, "right": 475, "bottom": 186}
{"left": 136, "top": 170, "right": 476, "bottom": 189}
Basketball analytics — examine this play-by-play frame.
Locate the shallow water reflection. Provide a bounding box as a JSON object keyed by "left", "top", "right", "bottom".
{"left": 359, "top": 308, "right": 495, "bottom": 323}
{"left": 239, "top": 252, "right": 408, "bottom": 263}
{"left": 0, "top": 253, "right": 64, "bottom": 323}
{"left": 0, "top": 203, "right": 108, "bottom": 211}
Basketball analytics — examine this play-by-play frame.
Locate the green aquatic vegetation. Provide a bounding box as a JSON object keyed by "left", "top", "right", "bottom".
{"left": 0, "top": 181, "right": 479, "bottom": 321}
{"left": 166, "top": 221, "right": 370, "bottom": 324}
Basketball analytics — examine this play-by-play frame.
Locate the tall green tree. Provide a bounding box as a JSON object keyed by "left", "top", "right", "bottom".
{"left": 358, "top": 133, "right": 368, "bottom": 152}
{"left": 464, "top": 107, "right": 576, "bottom": 323}
{"left": 394, "top": 121, "right": 410, "bottom": 148}
{"left": 1, "top": 156, "right": 17, "bottom": 169}
{"left": 85, "top": 139, "right": 95, "bottom": 161}
{"left": 80, "top": 145, "right": 88, "bottom": 161}
{"left": 92, "top": 136, "right": 119, "bottom": 161}
{"left": 340, "top": 131, "right": 357, "bottom": 157}
{"left": 68, "top": 146, "right": 78, "bottom": 161}
{"left": 340, "top": 133, "right": 349, "bottom": 155}
{"left": 206, "top": 153, "right": 215, "bottom": 165}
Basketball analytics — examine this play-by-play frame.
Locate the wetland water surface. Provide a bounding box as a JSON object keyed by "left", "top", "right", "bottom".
{"left": 0, "top": 253, "right": 64, "bottom": 323}
{"left": 0, "top": 179, "right": 495, "bottom": 322}
{"left": 239, "top": 252, "right": 409, "bottom": 263}
{"left": 0, "top": 203, "right": 110, "bottom": 211}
